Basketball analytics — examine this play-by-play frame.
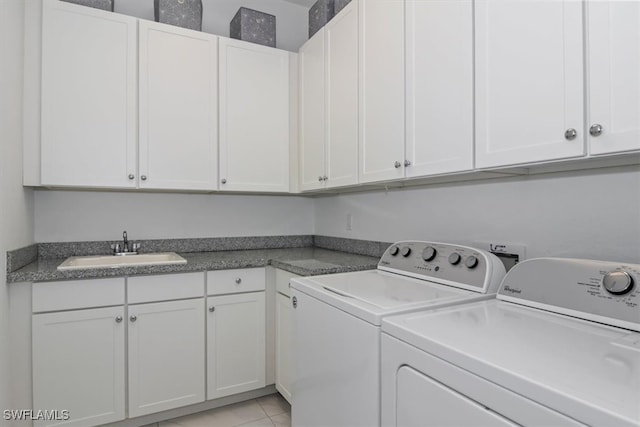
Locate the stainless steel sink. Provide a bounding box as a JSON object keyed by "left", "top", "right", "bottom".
{"left": 57, "top": 252, "right": 187, "bottom": 270}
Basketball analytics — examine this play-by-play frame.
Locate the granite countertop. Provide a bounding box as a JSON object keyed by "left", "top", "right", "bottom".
{"left": 7, "top": 247, "right": 380, "bottom": 283}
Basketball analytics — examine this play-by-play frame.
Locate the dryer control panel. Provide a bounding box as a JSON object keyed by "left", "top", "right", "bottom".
{"left": 497, "top": 258, "right": 640, "bottom": 332}
{"left": 378, "top": 241, "right": 506, "bottom": 294}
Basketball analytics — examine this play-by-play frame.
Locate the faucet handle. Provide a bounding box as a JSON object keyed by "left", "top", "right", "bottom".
{"left": 111, "top": 243, "right": 121, "bottom": 254}
{"left": 132, "top": 243, "right": 141, "bottom": 252}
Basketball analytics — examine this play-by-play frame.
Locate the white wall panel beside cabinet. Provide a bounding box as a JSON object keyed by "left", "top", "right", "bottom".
{"left": 299, "top": 29, "right": 326, "bottom": 192}
{"left": 405, "top": 0, "right": 473, "bottom": 177}
{"left": 358, "top": 0, "right": 405, "bottom": 183}
{"left": 475, "top": 0, "right": 585, "bottom": 168}
{"left": 207, "top": 292, "right": 266, "bottom": 399}
{"left": 139, "top": 21, "right": 218, "bottom": 190}
{"left": 41, "top": 0, "right": 137, "bottom": 188}
{"left": 587, "top": 0, "right": 640, "bottom": 155}
{"left": 33, "top": 306, "right": 126, "bottom": 427}
{"left": 219, "top": 38, "right": 290, "bottom": 192}
{"left": 128, "top": 298, "right": 205, "bottom": 417}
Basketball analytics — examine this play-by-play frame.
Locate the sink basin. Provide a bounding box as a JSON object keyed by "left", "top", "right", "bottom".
{"left": 57, "top": 252, "right": 187, "bottom": 270}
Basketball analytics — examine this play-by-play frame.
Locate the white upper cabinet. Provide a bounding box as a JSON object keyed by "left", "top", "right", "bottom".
{"left": 475, "top": 0, "right": 585, "bottom": 168}
{"left": 219, "top": 38, "right": 290, "bottom": 192}
{"left": 587, "top": 0, "right": 640, "bottom": 155}
{"left": 139, "top": 21, "right": 218, "bottom": 190}
{"left": 299, "top": 29, "right": 327, "bottom": 191}
{"left": 41, "top": 0, "right": 137, "bottom": 188}
{"left": 405, "top": 0, "right": 473, "bottom": 177}
{"left": 299, "top": 1, "right": 359, "bottom": 192}
{"left": 358, "top": 0, "right": 405, "bottom": 183}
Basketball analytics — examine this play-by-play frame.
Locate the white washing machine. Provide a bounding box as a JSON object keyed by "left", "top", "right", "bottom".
{"left": 290, "top": 241, "right": 507, "bottom": 427}
{"left": 382, "top": 258, "right": 640, "bottom": 427}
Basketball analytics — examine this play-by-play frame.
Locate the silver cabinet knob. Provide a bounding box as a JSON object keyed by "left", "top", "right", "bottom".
{"left": 394, "top": 161, "right": 402, "bottom": 168}
{"left": 221, "top": 178, "right": 227, "bottom": 184}
{"left": 404, "top": 160, "right": 411, "bottom": 167}
{"left": 115, "top": 316, "right": 123, "bottom": 323}
{"left": 292, "top": 296, "right": 298, "bottom": 309}
{"left": 564, "top": 128, "right": 577, "bottom": 140}
{"left": 318, "top": 176, "right": 324, "bottom": 182}
{"left": 208, "top": 306, "right": 215, "bottom": 312}
{"left": 590, "top": 124, "right": 603, "bottom": 137}
{"left": 140, "top": 175, "right": 147, "bottom": 181}
{"left": 235, "top": 277, "right": 242, "bottom": 284}
{"left": 128, "top": 174, "right": 135, "bottom": 180}
{"left": 129, "top": 315, "right": 137, "bottom": 322}
{"left": 323, "top": 176, "right": 328, "bottom": 181}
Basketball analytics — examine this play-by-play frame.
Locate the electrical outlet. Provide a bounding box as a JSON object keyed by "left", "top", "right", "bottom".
{"left": 346, "top": 213, "right": 353, "bottom": 231}
{"left": 473, "top": 241, "right": 526, "bottom": 272}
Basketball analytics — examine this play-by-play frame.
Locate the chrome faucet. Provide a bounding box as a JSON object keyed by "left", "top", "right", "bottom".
{"left": 111, "top": 230, "right": 140, "bottom": 256}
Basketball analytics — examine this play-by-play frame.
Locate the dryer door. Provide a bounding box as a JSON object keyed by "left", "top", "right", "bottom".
{"left": 397, "top": 366, "right": 515, "bottom": 426}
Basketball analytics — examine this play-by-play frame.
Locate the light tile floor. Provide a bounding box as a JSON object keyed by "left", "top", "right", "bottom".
{"left": 150, "top": 394, "right": 291, "bottom": 427}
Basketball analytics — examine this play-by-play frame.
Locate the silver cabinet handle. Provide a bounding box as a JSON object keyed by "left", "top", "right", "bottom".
{"left": 130, "top": 315, "right": 137, "bottom": 322}
{"left": 115, "top": 316, "right": 123, "bottom": 323}
{"left": 208, "top": 306, "right": 215, "bottom": 313}
{"left": 128, "top": 174, "right": 135, "bottom": 180}
{"left": 292, "top": 296, "right": 297, "bottom": 309}
{"left": 564, "top": 128, "right": 577, "bottom": 140}
{"left": 590, "top": 124, "right": 603, "bottom": 137}
{"left": 235, "top": 277, "right": 242, "bottom": 284}
{"left": 404, "top": 160, "right": 411, "bottom": 167}
{"left": 323, "top": 176, "right": 328, "bottom": 181}
{"left": 318, "top": 176, "right": 323, "bottom": 182}
{"left": 394, "top": 161, "right": 402, "bottom": 168}
{"left": 140, "top": 175, "right": 147, "bottom": 181}
{"left": 221, "top": 178, "right": 227, "bottom": 184}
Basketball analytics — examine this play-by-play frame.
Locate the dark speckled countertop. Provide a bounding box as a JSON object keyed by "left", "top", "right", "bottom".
{"left": 7, "top": 247, "right": 379, "bottom": 283}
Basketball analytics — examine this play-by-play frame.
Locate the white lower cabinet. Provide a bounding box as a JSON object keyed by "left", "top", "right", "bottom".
{"left": 127, "top": 298, "right": 205, "bottom": 417}
{"left": 207, "top": 292, "right": 266, "bottom": 399}
{"left": 32, "top": 306, "right": 126, "bottom": 427}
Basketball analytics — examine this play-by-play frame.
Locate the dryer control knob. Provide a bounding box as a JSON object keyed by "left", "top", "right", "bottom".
{"left": 401, "top": 247, "right": 412, "bottom": 257}
{"left": 448, "top": 253, "right": 462, "bottom": 265}
{"left": 465, "top": 256, "right": 479, "bottom": 269}
{"left": 603, "top": 271, "right": 634, "bottom": 295}
{"left": 422, "top": 246, "right": 437, "bottom": 261}
{"left": 389, "top": 246, "right": 400, "bottom": 256}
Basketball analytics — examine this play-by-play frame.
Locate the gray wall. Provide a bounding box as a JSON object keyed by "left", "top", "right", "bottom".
{"left": 0, "top": 0, "right": 35, "bottom": 416}
{"left": 314, "top": 166, "right": 640, "bottom": 263}
{"left": 115, "top": 0, "right": 309, "bottom": 51}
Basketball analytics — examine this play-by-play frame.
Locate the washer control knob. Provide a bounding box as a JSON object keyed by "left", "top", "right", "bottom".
{"left": 389, "top": 246, "right": 400, "bottom": 256}
{"left": 465, "top": 256, "right": 479, "bottom": 269}
{"left": 422, "top": 246, "right": 437, "bottom": 261}
{"left": 603, "top": 271, "right": 634, "bottom": 295}
{"left": 401, "top": 247, "right": 412, "bottom": 257}
{"left": 448, "top": 253, "right": 462, "bottom": 265}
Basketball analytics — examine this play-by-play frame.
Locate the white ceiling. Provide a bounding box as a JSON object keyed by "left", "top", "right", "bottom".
{"left": 281, "top": 0, "right": 317, "bottom": 9}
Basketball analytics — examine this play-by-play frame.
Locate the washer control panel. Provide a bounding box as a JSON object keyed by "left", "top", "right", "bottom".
{"left": 498, "top": 258, "right": 640, "bottom": 332}
{"left": 378, "top": 241, "right": 506, "bottom": 293}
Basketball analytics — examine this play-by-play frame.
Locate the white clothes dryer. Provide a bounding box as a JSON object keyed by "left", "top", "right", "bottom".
{"left": 290, "top": 241, "right": 507, "bottom": 427}
{"left": 382, "top": 257, "right": 640, "bottom": 427}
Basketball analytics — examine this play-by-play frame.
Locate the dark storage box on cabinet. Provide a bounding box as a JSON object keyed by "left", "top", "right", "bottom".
{"left": 309, "top": 0, "right": 334, "bottom": 38}
{"left": 230, "top": 7, "right": 276, "bottom": 48}
{"left": 154, "top": 0, "right": 203, "bottom": 31}
{"left": 61, "top": 0, "right": 114, "bottom": 11}
{"left": 334, "top": 0, "right": 352, "bottom": 15}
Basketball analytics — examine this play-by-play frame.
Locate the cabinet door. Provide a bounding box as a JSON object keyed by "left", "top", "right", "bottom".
{"left": 358, "top": 0, "right": 405, "bottom": 183}
{"left": 299, "top": 30, "right": 326, "bottom": 191}
{"left": 41, "top": 0, "right": 137, "bottom": 188}
{"left": 207, "top": 292, "right": 266, "bottom": 399}
{"left": 33, "top": 307, "right": 125, "bottom": 427}
{"left": 128, "top": 299, "right": 205, "bottom": 417}
{"left": 475, "top": 0, "right": 585, "bottom": 168}
{"left": 588, "top": 1, "right": 640, "bottom": 155}
{"left": 275, "top": 292, "right": 293, "bottom": 403}
{"left": 325, "top": 0, "right": 359, "bottom": 188}
{"left": 219, "top": 38, "right": 290, "bottom": 192}
{"left": 406, "top": 0, "right": 473, "bottom": 177}
{"left": 139, "top": 21, "right": 218, "bottom": 190}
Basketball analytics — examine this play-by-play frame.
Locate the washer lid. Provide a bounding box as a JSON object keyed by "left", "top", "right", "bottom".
{"left": 383, "top": 299, "right": 640, "bottom": 427}
{"left": 291, "top": 270, "right": 489, "bottom": 326}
